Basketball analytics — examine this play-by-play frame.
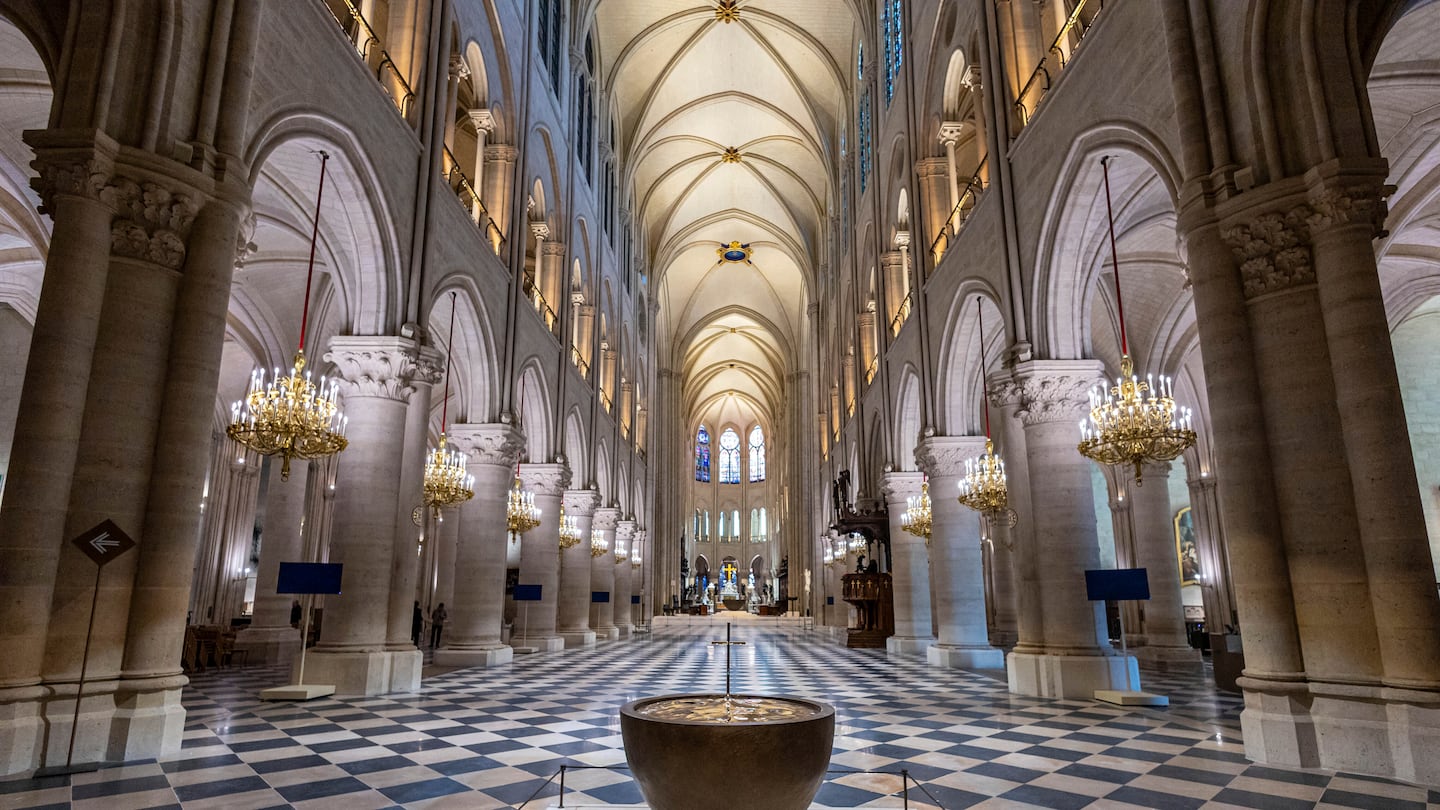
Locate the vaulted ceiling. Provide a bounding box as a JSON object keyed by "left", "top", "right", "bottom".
{"left": 593, "top": 0, "right": 856, "bottom": 432}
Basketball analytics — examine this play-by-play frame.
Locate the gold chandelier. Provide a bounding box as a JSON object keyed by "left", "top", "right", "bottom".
{"left": 424, "top": 291, "right": 474, "bottom": 510}
{"left": 631, "top": 530, "right": 645, "bottom": 567}
{"left": 957, "top": 297, "right": 1015, "bottom": 525}
{"left": 1077, "top": 157, "right": 1196, "bottom": 485}
{"left": 506, "top": 472, "right": 541, "bottom": 535}
{"left": 590, "top": 529, "right": 609, "bottom": 558}
{"left": 558, "top": 506, "right": 581, "bottom": 549}
{"left": 900, "top": 480, "right": 932, "bottom": 542}
{"left": 615, "top": 540, "right": 629, "bottom": 563}
{"left": 228, "top": 152, "right": 348, "bottom": 481}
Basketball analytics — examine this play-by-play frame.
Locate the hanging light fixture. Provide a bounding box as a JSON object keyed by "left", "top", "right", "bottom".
{"left": 631, "top": 530, "right": 645, "bottom": 567}
{"left": 590, "top": 528, "right": 609, "bottom": 558}
{"left": 1077, "top": 157, "right": 1196, "bottom": 485}
{"left": 558, "top": 506, "right": 581, "bottom": 549}
{"left": 228, "top": 151, "right": 348, "bottom": 481}
{"left": 615, "top": 537, "right": 629, "bottom": 563}
{"left": 424, "top": 291, "right": 474, "bottom": 511}
{"left": 958, "top": 297, "right": 1016, "bottom": 526}
{"left": 900, "top": 480, "right": 932, "bottom": 543}
{"left": 505, "top": 384, "right": 541, "bottom": 537}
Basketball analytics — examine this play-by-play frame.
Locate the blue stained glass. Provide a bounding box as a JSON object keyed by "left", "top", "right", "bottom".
{"left": 695, "top": 426, "right": 711, "bottom": 482}
{"left": 718, "top": 428, "right": 741, "bottom": 484}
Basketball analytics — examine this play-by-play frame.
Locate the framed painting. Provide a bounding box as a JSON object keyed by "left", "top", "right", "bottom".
{"left": 1174, "top": 506, "right": 1200, "bottom": 585}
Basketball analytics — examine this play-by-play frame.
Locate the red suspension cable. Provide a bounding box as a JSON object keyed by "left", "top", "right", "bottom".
{"left": 977, "top": 297, "right": 991, "bottom": 439}
{"left": 1100, "top": 155, "right": 1129, "bottom": 356}
{"left": 298, "top": 151, "right": 330, "bottom": 355}
{"left": 442, "top": 291, "right": 457, "bottom": 433}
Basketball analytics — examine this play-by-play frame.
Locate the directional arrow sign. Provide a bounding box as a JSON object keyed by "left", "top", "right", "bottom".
{"left": 71, "top": 519, "right": 136, "bottom": 567}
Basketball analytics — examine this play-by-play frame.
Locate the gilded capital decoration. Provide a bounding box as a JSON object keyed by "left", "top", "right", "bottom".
{"left": 518, "top": 462, "right": 571, "bottom": 496}
{"left": 989, "top": 361, "right": 1102, "bottom": 427}
{"left": 879, "top": 471, "right": 925, "bottom": 506}
{"left": 563, "top": 489, "right": 601, "bottom": 517}
{"left": 915, "top": 435, "right": 990, "bottom": 479}
{"left": 323, "top": 336, "right": 425, "bottom": 403}
{"left": 447, "top": 423, "right": 525, "bottom": 468}
{"left": 592, "top": 507, "right": 621, "bottom": 532}
{"left": 1220, "top": 206, "right": 1315, "bottom": 299}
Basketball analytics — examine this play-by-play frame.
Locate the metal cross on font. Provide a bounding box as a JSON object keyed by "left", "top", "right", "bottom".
{"left": 710, "top": 622, "right": 747, "bottom": 702}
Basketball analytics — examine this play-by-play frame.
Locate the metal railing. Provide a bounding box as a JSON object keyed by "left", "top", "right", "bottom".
{"left": 441, "top": 147, "right": 506, "bottom": 253}
{"left": 600, "top": 390, "right": 614, "bottom": 412}
{"left": 569, "top": 346, "right": 590, "bottom": 378}
{"left": 324, "top": 0, "right": 416, "bottom": 120}
{"left": 522, "top": 273, "right": 559, "bottom": 333}
{"left": 929, "top": 161, "right": 988, "bottom": 266}
{"left": 865, "top": 355, "right": 878, "bottom": 384}
{"left": 889, "top": 292, "right": 914, "bottom": 337}
{"left": 1013, "top": 0, "right": 1104, "bottom": 126}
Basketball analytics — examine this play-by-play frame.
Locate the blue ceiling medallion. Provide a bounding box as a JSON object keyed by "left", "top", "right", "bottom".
{"left": 717, "top": 241, "right": 753, "bottom": 264}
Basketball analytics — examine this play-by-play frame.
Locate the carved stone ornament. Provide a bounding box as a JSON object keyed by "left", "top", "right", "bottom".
{"left": 323, "top": 337, "right": 424, "bottom": 402}
{"left": 989, "top": 362, "right": 1102, "bottom": 427}
{"left": 100, "top": 176, "right": 202, "bottom": 270}
{"left": 563, "top": 489, "right": 602, "bottom": 517}
{"left": 1306, "top": 186, "right": 1386, "bottom": 235}
{"left": 447, "top": 423, "right": 525, "bottom": 468}
{"left": 518, "top": 462, "right": 571, "bottom": 496}
{"left": 592, "top": 507, "right": 621, "bottom": 532}
{"left": 32, "top": 159, "right": 111, "bottom": 213}
{"left": 235, "top": 209, "right": 259, "bottom": 269}
{"left": 616, "top": 521, "right": 637, "bottom": 542}
{"left": 1220, "top": 206, "right": 1315, "bottom": 299}
{"left": 915, "top": 435, "right": 989, "bottom": 478}
{"left": 879, "top": 471, "right": 925, "bottom": 505}
{"left": 414, "top": 345, "right": 447, "bottom": 387}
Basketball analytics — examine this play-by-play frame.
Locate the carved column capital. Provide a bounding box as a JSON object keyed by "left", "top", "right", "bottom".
{"left": 414, "top": 345, "right": 447, "bottom": 387}
{"left": 485, "top": 144, "right": 518, "bottom": 162}
{"left": 938, "top": 121, "right": 966, "bottom": 147}
{"left": 101, "top": 176, "right": 204, "bottom": 270}
{"left": 563, "top": 488, "right": 601, "bottom": 516}
{"left": 323, "top": 336, "right": 425, "bottom": 403}
{"left": 469, "top": 107, "right": 496, "bottom": 134}
{"left": 519, "top": 462, "right": 571, "bottom": 496}
{"left": 541, "top": 239, "right": 568, "bottom": 258}
{"left": 989, "top": 360, "right": 1103, "bottom": 426}
{"left": 915, "top": 435, "right": 989, "bottom": 478}
{"left": 593, "top": 507, "right": 621, "bottom": 531}
{"left": 1220, "top": 203, "right": 1315, "bottom": 299}
{"left": 879, "top": 470, "right": 925, "bottom": 507}
{"left": 530, "top": 221, "right": 551, "bottom": 241}
{"left": 616, "top": 521, "right": 637, "bottom": 542}
{"left": 447, "top": 422, "right": 525, "bottom": 468}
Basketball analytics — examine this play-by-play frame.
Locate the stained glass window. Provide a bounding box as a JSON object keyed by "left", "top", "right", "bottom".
{"left": 718, "top": 428, "right": 741, "bottom": 484}
{"left": 858, "top": 88, "right": 872, "bottom": 194}
{"left": 748, "top": 425, "right": 766, "bottom": 482}
{"left": 695, "top": 425, "right": 711, "bottom": 482}
{"left": 539, "top": 0, "right": 562, "bottom": 95}
{"left": 882, "top": 0, "right": 902, "bottom": 104}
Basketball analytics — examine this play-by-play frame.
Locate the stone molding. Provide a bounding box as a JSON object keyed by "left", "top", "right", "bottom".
{"left": 413, "top": 345, "right": 446, "bottom": 387}
{"left": 235, "top": 209, "right": 258, "bottom": 269}
{"left": 518, "top": 462, "right": 570, "bottom": 496}
{"left": 32, "top": 158, "right": 112, "bottom": 212}
{"left": 915, "top": 435, "right": 989, "bottom": 478}
{"left": 938, "top": 121, "right": 966, "bottom": 146}
{"left": 1220, "top": 205, "right": 1315, "bottom": 299}
{"left": 446, "top": 423, "right": 524, "bottom": 468}
{"left": 563, "top": 489, "right": 601, "bottom": 516}
{"left": 914, "top": 156, "right": 948, "bottom": 178}
{"left": 468, "top": 108, "right": 496, "bottom": 133}
{"left": 541, "top": 240, "right": 567, "bottom": 257}
{"left": 592, "top": 507, "right": 621, "bottom": 531}
{"left": 485, "top": 144, "right": 518, "bottom": 161}
{"left": 323, "top": 336, "right": 423, "bottom": 403}
{"left": 989, "top": 360, "right": 1103, "bottom": 426}
{"left": 616, "top": 521, "right": 636, "bottom": 542}
{"left": 1306, "top": 185, "right": 1386, "bottom": 235}
{"left": 879, "top": 471, "right": 925, "bottom": 506}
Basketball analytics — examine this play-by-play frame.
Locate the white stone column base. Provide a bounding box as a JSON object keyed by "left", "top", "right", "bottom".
{"left": 616, "top": 623, "right": 634, "bottom": 638}
{"left": 108, "top": 677, "right": 187, "bottom": 763}
{"left": 234, "top": 626, "right": 301, "bottom": 666}
{"left": 886, "top": 636, "right": 936, "bottom": 656}
{"left": 1007, "top": 651, "right": 1139, "bottom": 699}
{"left": 929, "top": 644, "right": 1005, "bottom": 669}
{"left": 594, "top": 626, "right": 620, "bottom": 641}
{"left": 37, "top": 686, "right": 117, "bottom": 768}
{"left": 560, "top": 630, "right": 597, "bottom": 648}
{"left": 302, "top": 649, "right": 423, "bottom": 696}
{"left": 1132, "top": 645, "right": 1203, "bottom": 671}
{"left": 510, "top": 635, "right": 565, "bottom": 652}
{"left": 0, "top": 687, "right": 43, "bottom": 774}
{"left": 433, "top": 645, "right": 514, "bottom": 668}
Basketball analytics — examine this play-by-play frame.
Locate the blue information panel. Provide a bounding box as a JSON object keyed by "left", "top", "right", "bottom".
{"left": 1085, "top": 568, "right": 1151, "bottom": 602}
{"left": 276, "top": 562, "right": 343, "bottom": 595}
{"left": 826, "top": 596, "right": 835, "bottom": 605}
{"left": 591, "top": 591, "right": 610, "bottom": 603}
{"left": 513, "top": 584, "right": 543, "bottom": 602}
{"left": 631, "top": 595, "right": 641, "bottom": 605}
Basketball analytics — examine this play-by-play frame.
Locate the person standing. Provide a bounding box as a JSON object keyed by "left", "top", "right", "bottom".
{"left": 430, "top": 602, "right": 447, "bottom": 649}
{"left": 411, "top": 601, "right": 423, "bottom": 646}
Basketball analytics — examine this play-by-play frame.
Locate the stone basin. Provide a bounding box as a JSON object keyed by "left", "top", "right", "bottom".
{"left": 620, "top": 694, "right": 835, "bottom": 810}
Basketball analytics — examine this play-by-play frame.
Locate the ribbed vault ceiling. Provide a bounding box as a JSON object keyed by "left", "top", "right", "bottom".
{"left": 594, "top": 0, "right": 855, "bottom": 431}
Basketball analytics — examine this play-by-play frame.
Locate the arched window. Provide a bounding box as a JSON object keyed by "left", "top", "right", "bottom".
{"left": 695, "top": 425, "right": 711, "bottom": 482}
{"left": 882, "top": 0, "right": 902, "bottom": 105}
{"left": 732, "top": 509, "right": 740, "bottom": 539}
{"left": 858, "top": 88, "right": 873, "bottom": 193}
{"left": 759, "top": 507, "right": 766, "bottom": 541}
{"left": 718, "top": 510, "right": 726, "bottom": 539}
{"left": 539, "top": 0, "right": 563, "bottom": 94}
{"left": 718, "top": 428, "right": 742, "bottom": 484}
{"left": 576, "top": 34, "right": 595, "bottom": 178}
{"left": 748, "top": 425, "right": 766, "bottom": 482}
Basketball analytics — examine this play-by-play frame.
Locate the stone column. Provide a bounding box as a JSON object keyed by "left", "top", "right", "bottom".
{"left": 938, "top": 122, "right": 965, "bottom": 216}
{"left": 614, "top": 520, "right": 636, "bottom": 637}
{"left": 1129, "top": 462, "right": 1201, "bottom": 669}
{"left": 881, "top": 472, "right": 935, "bottom": 655}
{"left": 590, "top": 508, "right": 620, "bottom": 638}
{"left": 986, "top": 517, "right": 1020, "bottom": 647}
{"left": 237, "top": 460, "right": 309, "bottom": 665}
{"left": 540, "top": 241, "right": 567, "bottom": 333}
{"left": 483, "top": 144, "right": 517, "bottom": 241}
{"left": 386, "top": 348, "right": 442, "bottom": 665}
{"left": 429, "top": 507, "right": 459, "bottom": 610}
{"left": 434, "top": 423, "right": 523, "bottom": 667}
{"left": 558, "top": 489, "right": 600, "bottom": 648}
{"left": 965, "top": 67, "right": 990, "bottom": 183}
{"left": 512, "top": 462, "right": 568, "bottom": 651}
{"left": 467, "top": 108, "right": 495, "bottom": 219}
{"left": 306, "top": 337, "right": 424, "bottom": 696}
{"left": 916, "top": 436, "right": 1004, "bottom": 668}
{"left": 992, "top": 361, "right": 1137, "bottom": 697}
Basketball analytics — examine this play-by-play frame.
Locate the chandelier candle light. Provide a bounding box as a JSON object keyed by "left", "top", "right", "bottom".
{"left": 558, "top": 506, "right": 581, "bottom": 549}
{"left": 424, "top": 291, "right": 475, "bottom": 511}
{"left": 901, "top": 480, "right": 933, "bottom": 543}
{"left": 505, "top": 385, "right": 542, "bottom": 538}
{"left": 1077, "top": 157, "right": 1197, "bottom": 485}
{"left": 957, "top": 298, "right": 1013, "bottom": 523}
{"left": 228, "top": 151, "right": 348, "bottom": 481}
{"left": 591, "top": 529, "right": 609, "bottom": 558}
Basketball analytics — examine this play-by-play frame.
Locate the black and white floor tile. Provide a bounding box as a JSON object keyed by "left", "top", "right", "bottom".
{"left": 2, "top": 619, "right": 1437, "bottom": 809}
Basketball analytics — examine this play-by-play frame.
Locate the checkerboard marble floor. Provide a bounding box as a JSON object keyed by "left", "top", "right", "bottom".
{"left": 3, "top": 620, "right": 1438, "bottom": 809}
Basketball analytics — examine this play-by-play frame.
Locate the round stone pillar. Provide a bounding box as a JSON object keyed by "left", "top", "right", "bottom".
{"left": 880, "top": 471, "right": 935, "bottom": 655}
{"left": 433, "top": 503, "right": 459, "bottom": 609}
{"left": 513, "top": 462, "right": 569, "bottom": 651}
{"left": 385, "top": 347, "right": 443, "bottom": 659}
{"left": 434, "top": 423, "right": 523, "bottom": 668}
{"left": 236, "top": 459, "right": 309, "bottom": 665}
{"left": 916, "top": 436, "right": 1003, "bottom": 669}
{"left": 1128, "top": 462, "right": 1201, "bottom": 669}
{"left": 590, "top": 508, "right": 620, "bottom": 638}
{"left": 991, "top": 361, "right": 1137, "bottom": 698}
{"left": 615, "top": 520, "right": 636, "bottom": 637}
{"left": 558, "top": 489, "right": 600, "bottom": 648}
{"left": 306, "top": 337, "right": 424, "bottom": 696}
